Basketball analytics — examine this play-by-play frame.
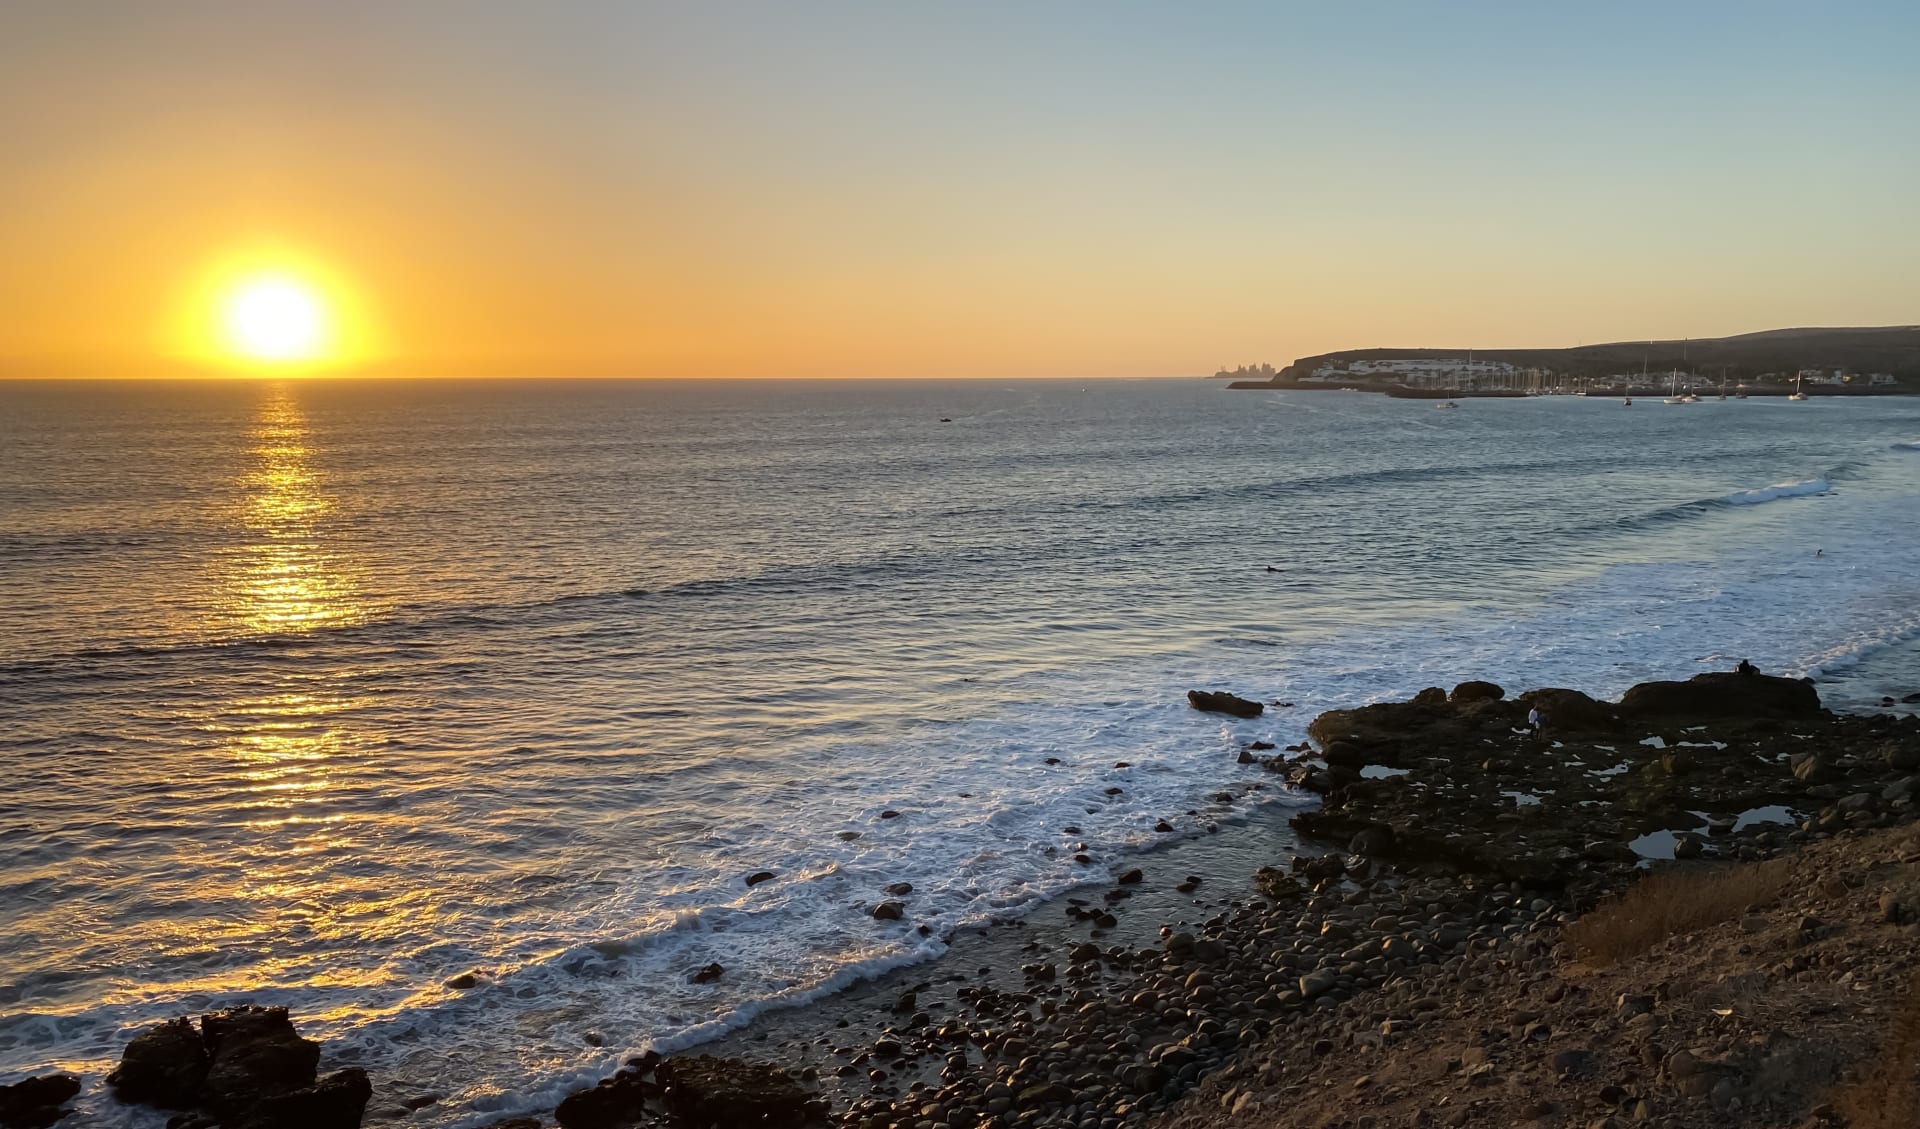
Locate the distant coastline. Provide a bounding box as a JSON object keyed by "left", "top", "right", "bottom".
{"left": 1220, "top": 324, "right": 1920, "bottom": 397}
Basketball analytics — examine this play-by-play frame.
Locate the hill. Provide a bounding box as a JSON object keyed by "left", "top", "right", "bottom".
{"left": 1234, "top": 326, "right": 1920, "bottom": 390}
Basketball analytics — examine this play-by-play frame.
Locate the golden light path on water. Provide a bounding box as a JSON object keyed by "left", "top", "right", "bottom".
{"left": 137, "top": 385, "right": 416, "bottom": 1019}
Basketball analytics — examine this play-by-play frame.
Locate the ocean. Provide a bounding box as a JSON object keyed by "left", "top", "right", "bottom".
{"left": 4, "top": 378, "right": 1919, "bottom": 1125}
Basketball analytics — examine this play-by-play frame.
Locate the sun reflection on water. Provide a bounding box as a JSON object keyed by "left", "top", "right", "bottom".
{"left": 226, "top": 386, "right": 367, "bottom": 636}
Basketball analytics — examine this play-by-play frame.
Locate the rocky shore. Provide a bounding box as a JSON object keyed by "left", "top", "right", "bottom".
{"left": 11, "top": 670, "right": 1919, "bottom": 1129}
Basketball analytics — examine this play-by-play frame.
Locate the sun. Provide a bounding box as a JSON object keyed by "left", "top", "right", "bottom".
{"left": 221, "top": 275, "right": 333, "bottom": 364}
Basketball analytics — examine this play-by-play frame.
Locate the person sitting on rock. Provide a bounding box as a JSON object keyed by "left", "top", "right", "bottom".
{"left": 1735, "top": 659, "right": 1758, "bottom": 676}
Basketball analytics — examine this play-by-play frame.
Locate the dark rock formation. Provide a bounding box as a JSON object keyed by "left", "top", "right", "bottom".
{"left": 107, "top": 1007, "right": 362, "bottom": 1129}
{"left": 872, "top": 901, "right": 905, "bottom": 921}
{"left": 1450, "top": 680, "right": 1504, "bottom": 704}
{"left": 0, "top": 1075, "right": 80, "bottom": 1129}
{"left": 1187, "top": 690, "right": 1263, "bottom": 718}
{"left": 1616, "top": 671, "right": 1822, "bottom": 722}
{"left": 200, "top": 1006, "right": 322, "bottom": 1119}
{"left": 107, "top": 1016, "right": 208, "bottom": 1109}
{"left": 228, "top": 1068, "right": 371, "bottom": 1129}
{"left": 1515, "top": 687, "right": 1617, "bottom": 731}
{"left": 556, "top": 1061, "right": 658, "bottom": 1129}
{"left": 656, "top": 1056, "right": 821, "bottom": 1126}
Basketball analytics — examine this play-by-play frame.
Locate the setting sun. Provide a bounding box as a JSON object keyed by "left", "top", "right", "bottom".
{"left": 222, "top": 276, "right": 330, "bottom": 364}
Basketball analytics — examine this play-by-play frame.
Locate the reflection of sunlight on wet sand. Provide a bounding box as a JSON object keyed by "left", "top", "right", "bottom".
{"left": 227, "top": 385, "right": 367, "bottom": 636}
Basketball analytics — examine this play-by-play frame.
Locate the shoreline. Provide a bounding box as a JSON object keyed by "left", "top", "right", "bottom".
{"left": 14, "top": 659, "right": 1920, "bottom": 1129}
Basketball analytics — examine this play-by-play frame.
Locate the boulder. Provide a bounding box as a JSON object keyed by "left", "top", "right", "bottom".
{"left": 1616, "top": 672, "right": 1821, "bottom": 722}
{"left": 199, "top": 1006, "right": 320, "bottom": 1118}
{"left": 227, "top": 1068, "right": 371, "bottom": 1129}
{"left": 1882, "top": 741, "right": 1920, "bottom": 772}
{"left": 1410, "top": 687, "right": 1449, "bottom": 707}
{"left": 1253, "top": 867, "right": 1304, "bottom": 901}
{"left": 1306, "top": 698, "right": 1473, "bottom": 752}
{"left": 556, "top": 1065, "right": 658, "bottom": 1129}
{"left": 871, "top": 901, "right": 905, "bottom": 921}
{"left": 1514, "top": 687, "right": 1617, "bottom": 731}
{"left": 1321, "top": 741, "right": 1368, "bottom": 768}
{"left": 656, "top": 1057, "right": 818, "bottom": 1126}
{"left": 108, "top": 1016, "right": 209, "bottom": 1109}
{"left": 1449, "top": 680, "right": 1505, "bottom": 704}
{"left": 1187, "top": 690, "right": 1263, "bottom": 718}
{"left": 0, "top": 1074, "right": 80, "bottom": 1129}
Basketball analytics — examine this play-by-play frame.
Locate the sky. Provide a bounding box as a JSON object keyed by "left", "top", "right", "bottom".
{"left": 1, "top": 1, "right": 1915, "bottom": 379}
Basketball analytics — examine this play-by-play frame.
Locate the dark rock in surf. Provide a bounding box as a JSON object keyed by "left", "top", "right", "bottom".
{"left": 744, "top": 871, "right": 777, "bottom": 887}
{"left": 556, "top": 1063, "right": 659, "bottom": 1129}
{"left": 656, "top": 1056, "right": 819, "bottom": 1125}
{"left": 1187, "top": 690, "right": 1264, "bottom": 718}
{"left": 199, "top": 1006, "right": 321, "bottom": 1119}
{"left": 884, "top": 882, "right": 913, "bottom": 896}
{"left": 226, "top": 1068, "right": 371, "bottom": 1129}
{"left": 1616, "top": 672, "right": 1821, "bottom": 722}
{"left": 872, "top": 901, "right": 906, "bottom": 921}
{"left": 108, "top": 1017, "right": 208, "bottom": 1109}
{"left": 1450, "top": 680, "right": 1505, "bottom": 704}
{"left": 690, "top": 962, "right": 724, "bottom": 984}
{"left": 0, "top": 1074, "right": 80, "bottom": 1129}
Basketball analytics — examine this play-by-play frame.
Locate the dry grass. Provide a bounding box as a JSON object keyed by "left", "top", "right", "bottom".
{"left": 1830, "top": 975, "right": 1920, "bottom": 1129}
{"left": 1565, "top": 859, "right": 1790, "bottom": 966}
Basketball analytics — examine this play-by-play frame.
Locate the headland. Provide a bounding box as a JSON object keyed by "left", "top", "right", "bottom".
{"left": 1221, "top": 325, "right": 1920, "bottom": 398}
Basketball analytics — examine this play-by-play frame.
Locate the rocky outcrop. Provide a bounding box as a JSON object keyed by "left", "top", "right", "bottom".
{"left": 1278, "top": 675, "right": 1920, "bottom": 893}
{"left": 107, "top": 1016, "right": 207, "bottom": 1108}
{"left": 556, "top": 1060, "right": 659, "bottom": 1129}
{"left": 227, "top": 1069, "right": 372, "bottom": 1129}
{"left": 1615, "top": 671, "right": 1822, "bottom": 722}
{"left": 106, "top": 1007, "right": 365, "bottom": 1129}
{"left": 0, "top": 1075, "right": 80, "bottom": 1129}
{"left": 200, "top": 1006, "right": 322, "bottom": 1119}
{"left": 1514, "top": 686, "right": 1616, "bottom": 731}
{"left": 1187, "top": 690, "right": 1263, "bottom": 718}
{"left": 1448, "top": 680, "right": 1505, "bottom": 704}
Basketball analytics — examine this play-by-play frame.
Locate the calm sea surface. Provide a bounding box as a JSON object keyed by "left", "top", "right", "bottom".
{"left": 4, "top": 378, "right": 1919, "bottom": 1124}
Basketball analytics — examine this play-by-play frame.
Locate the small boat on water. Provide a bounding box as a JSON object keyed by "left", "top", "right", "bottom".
{"left": 1623, "top": 396, "right": 1633, "bottom": 406}
{"left": 1789, "top": 374, "right": 1810, "bottom": 401}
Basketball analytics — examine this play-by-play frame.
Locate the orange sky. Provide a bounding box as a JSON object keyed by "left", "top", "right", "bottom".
{"left": 2, "top": 2, "right": 1914, "bottom": 379}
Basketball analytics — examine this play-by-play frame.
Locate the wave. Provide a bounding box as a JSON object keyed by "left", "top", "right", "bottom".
{"left": 1894, "top": 440, "right": 1920, "bottom": 452}
{"left": 1722, "top": 478, "right": 1830, "bottom": 506}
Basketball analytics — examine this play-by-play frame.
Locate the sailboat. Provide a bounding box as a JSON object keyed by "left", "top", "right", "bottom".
{"left": 1663, "top": 367, "right": 1692, "bottom": 405}
{"left": 1788, "top": 373, "right": 1810, "bottom": 401}
{"left": 1435, "top": 351, "right": 1464, "bottom": 409}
